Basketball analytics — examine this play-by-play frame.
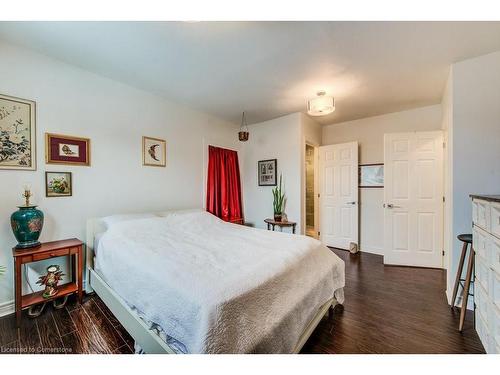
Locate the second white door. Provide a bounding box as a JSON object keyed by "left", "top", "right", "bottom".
{"left": 319, "top": 142, "right": 358, "bottom": 249}
{"left": 383, "top": 131, "right": 444, "bottom": 268}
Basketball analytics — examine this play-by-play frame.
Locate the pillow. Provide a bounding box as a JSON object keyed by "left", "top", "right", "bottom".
{"left": 101, "top": 213, "right": 156, "bottom": 229}
{"left": 94, "top": 232, "right": 104, "bottom": 252}
{"left": 154, "top": 210, "right": 174, "bottom": 217}
{"left": 155, "top": 208, "right": 203, "bottom": 217}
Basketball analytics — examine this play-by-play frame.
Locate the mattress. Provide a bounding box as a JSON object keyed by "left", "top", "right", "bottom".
{"left": 94, "top": 210, "right": 345, "bottom": 353}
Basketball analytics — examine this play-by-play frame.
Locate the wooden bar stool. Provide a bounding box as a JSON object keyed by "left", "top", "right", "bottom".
{"left": 451, "top": 233, "right": 474, "bottom": 332}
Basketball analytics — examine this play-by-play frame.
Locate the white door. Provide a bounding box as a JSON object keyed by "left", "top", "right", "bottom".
{"left": 319, "top": 142, "right": 358, "bottom": 249}
{"left": 383, "top": 131, "right": 444, "bottom": 267}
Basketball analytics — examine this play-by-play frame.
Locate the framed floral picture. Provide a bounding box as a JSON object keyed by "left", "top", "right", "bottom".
{"left": 143, "top": 136, "right": 166, "bottom": 167}
{"left": 45, "top": 133, "right": 90, "bottom": 166}
{"left": 45, "top": 171, "right": 72, "bottom": 197}
{"left": 0, "top": 93, "right": 36, "bottom": 170}
{"left": 258, "top": 159, "right": 277, "bottom": 186}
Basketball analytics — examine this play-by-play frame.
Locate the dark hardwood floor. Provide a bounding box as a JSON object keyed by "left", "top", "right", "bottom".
{"left": 302, "top": 249, "right": 484, "bottom": 354}
{"left": 0, "top": 293, "right": 134, "bottom": 354}
{"left": 0, "top": 248, "right": 484, "bottom": 354}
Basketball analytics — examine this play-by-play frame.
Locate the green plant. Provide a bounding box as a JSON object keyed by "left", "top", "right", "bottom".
{"left": 0, "top": 265, "right": 5, "bottom": 277}
{"left": 272, "top": 174, "right": 286, "bottom": 215}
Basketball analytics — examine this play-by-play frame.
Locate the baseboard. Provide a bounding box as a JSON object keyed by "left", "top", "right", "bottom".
{"left": 446, "top": 288, "right": 452, "bottom": 305}
{"left": 0, "top": 300, "right": 14, "bottom": 317}
{"left": 360, "top": 247, "right": 384, "bottom": 256}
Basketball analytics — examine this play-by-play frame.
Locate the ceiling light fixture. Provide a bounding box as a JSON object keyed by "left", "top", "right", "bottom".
{"left": 307, "top": 91, "right": 335, "bottom": 116}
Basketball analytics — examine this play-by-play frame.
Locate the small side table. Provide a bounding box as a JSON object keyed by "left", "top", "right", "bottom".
{"left": 12, "top": 238, "right": 84, "bottom": 326}
{"left": 264, "top": 218, "right": 297, "bottom": 234}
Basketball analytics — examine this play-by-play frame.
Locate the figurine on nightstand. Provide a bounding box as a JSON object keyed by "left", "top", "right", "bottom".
{"left": 37, "top": 265, "right": 64, "bottom": 298}
{"left": 28, "top": 265, "right": 66, "bottom": 318}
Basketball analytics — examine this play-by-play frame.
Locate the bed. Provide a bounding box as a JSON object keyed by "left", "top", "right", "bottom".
{"left": 85, "top": 209, "right": 345, "bottom": 354}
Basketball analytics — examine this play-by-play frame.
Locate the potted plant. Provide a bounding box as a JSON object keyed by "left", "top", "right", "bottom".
{"left": 272, "top": 174, "right": 286, "bottom": 222}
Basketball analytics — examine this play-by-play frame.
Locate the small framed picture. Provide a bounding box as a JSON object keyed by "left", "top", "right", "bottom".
{"left": 143, "top": 136, "right": 166, "bottom": 167}
{"left": 0, "top": 93, "right": 36, "bottom": 170}
{"left": 359, "top": 163, "right": 384, "bottom": 188}
{"left": 45, "top": 171, "right": 72, "bottom": 197}
{"left": 258, "top": 159, "right": 277, "bottom": 186}
{"left": 45, "top": 133, "right": 90, "bottom": 166}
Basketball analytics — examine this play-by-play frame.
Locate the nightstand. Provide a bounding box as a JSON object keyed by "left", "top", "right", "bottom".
{"left": 264, "top": 218, "right": 297, "bottom": 234}
{"left": 12, "top": 238, "right": 83, "bottom": 327}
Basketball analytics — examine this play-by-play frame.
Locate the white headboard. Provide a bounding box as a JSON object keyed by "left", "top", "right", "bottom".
{"left": 84, "top": 210, "right": 200, "bottom": 292}
{"left": 85, "top": 217, "right": 108, "bottom": 293}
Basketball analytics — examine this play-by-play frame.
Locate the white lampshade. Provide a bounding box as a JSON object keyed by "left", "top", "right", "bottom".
{"left": 307, "top": 91, "right": 335, "bottom": 116}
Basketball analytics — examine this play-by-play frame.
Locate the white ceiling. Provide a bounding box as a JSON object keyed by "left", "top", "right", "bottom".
{"left": 1, "top": 22, "right": 500, "bottom": 125}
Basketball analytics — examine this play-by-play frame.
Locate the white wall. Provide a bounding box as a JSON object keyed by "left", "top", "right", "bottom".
{"left": 301, "top": 113, "right": 322, "bottom": 147}
{"left": 322, "top": 105, "right": 443, "bottom": 254}
{"left": 441, "top": 69, "right": 453, "bottom": 275}
{"left": 0, "top": 41, "right": 238, "bottom": 310}
{"left": 300, "top": 113, "right": 322, "bottom": 234}
{"left": 446, "top": 51, "right": 500, "bottom": 301}
{"left": 242, "top": 113, "right": 302, "bottom": 230}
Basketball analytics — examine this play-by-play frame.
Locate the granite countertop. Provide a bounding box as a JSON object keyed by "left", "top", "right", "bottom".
{"left": 470, "top": 194, "right": 500, "bottom": 203}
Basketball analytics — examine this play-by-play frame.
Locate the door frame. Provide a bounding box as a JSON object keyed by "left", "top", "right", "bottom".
{"left": 302, "top": 141, "right": 319, "bottom": 237}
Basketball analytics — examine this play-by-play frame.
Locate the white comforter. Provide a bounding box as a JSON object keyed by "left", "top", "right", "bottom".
{"left": 95, "top": 210, "right": 345, "bottom": 353}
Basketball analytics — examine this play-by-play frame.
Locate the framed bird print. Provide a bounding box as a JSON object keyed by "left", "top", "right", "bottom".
{"left": 0, "top": 93, "right": 36, "bottom": 170}
{"left": 45, "top": 133, "right": 90, "bottom": 166}
{"left": 143, "top": 136, "right": 166, "bottom": 167}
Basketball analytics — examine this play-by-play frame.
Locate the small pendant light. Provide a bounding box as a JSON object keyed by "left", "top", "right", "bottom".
{"left": 238, "top": 111, "right": 249, "bottom": 142}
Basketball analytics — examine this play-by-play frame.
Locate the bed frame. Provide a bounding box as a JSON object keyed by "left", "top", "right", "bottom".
{"left": 85, "top": 217, "right": 339, "bottom": 354}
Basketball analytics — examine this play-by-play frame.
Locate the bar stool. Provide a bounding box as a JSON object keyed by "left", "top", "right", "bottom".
{"left": 451, "top": 233, "right": 474, "bottom": 332}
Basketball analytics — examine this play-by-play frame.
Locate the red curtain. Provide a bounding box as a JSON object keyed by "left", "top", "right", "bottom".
{"left": 206, "top": 145, "right": 243, "bottom": 223}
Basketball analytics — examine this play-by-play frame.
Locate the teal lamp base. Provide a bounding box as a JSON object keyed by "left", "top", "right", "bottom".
{"left": 11, "top": 205, "right": 44, "bottom": 249}
{"left": 15, "top": 240, "right": 41, "bottom": 249}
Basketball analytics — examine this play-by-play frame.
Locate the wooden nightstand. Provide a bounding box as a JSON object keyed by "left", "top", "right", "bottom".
{"left": 264, "top": 218, "right": 297, "bottom": 234}
{"left": 12, "top": 238, "right": 83, "bottom": 327}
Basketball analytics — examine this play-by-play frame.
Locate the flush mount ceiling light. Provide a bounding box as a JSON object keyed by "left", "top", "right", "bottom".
{"left": 307, "top": 91, "right": 335, "bottom": 116}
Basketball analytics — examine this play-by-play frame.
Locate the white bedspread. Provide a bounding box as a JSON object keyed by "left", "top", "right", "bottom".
{"left": 94, "top": 210, "right": 345, "bottom": 353}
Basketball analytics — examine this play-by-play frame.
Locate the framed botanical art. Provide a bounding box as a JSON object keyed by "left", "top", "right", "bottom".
{"left": 143, "top": 136, "right": 166, "bottom": 167}
{"left": 46, "top": 133, "right": 90, "bottom": 166}
{"left": 0, "top": 93, "right": 36, "bottom": 170}
{"left": 258, "top": 159, "right": 277, "bottom": 186}
{"left": 359, "top": 163, "right": 384, "bottom": 188}
{"left": 45, "top": 171, "right": 72, "bottom": 197}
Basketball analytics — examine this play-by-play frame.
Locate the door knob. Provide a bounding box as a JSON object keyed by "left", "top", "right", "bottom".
{"left": 384, "top": 203, "right": 401, "bottom": 209}
{"left": 346, "top": 201, "right": 356, "bottom": 205}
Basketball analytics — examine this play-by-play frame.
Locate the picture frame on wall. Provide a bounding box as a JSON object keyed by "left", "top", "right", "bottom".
{"left": 45, "top": 171, "right": 72, "bottom": 197}
{"left": 0, "top": 93, "right": 36, "bottom": 170}
{"left": 359, "top": 163, "right": 384, "bottom": 188}
{"left": 258, "top": 159, "right": 277, "bottom": 186}
{"left": 143, "top": 136, "right": 166, "bottom": 167}
{"left": 45, "top": 133, "right": 91, "bottom": 166}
